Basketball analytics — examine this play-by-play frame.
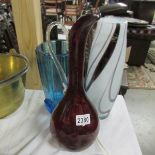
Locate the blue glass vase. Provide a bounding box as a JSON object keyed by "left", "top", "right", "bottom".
{"left": 36, "top": 40, "right": 69, "bottom": 113}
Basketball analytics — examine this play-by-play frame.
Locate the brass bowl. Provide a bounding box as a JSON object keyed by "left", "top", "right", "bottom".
{"left": 0, "top": 54, "right": 29, "bottom": 118}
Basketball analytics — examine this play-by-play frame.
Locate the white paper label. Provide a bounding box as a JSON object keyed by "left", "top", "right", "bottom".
{"left": 76, "top": 114, "right": 90, "bottom": 126}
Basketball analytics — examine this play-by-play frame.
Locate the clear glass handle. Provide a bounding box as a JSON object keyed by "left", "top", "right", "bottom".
{"left": 46, "top": 21, "right": 69, "bottom": 41}
{"left": 46, "top": 22, "right": 69, "bottom": 92}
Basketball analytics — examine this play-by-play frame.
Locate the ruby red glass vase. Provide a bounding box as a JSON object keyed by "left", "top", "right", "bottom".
{"left": 50, "top": 14, "right": 99, "bottom": 151}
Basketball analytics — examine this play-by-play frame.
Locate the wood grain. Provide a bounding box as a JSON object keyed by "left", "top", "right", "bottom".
{"left": 11, "top": 0, "right": 43, "bottom": 89}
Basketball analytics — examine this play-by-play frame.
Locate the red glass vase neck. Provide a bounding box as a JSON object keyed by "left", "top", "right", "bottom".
{"left": 68, "top": 15, "right": 98, "bottom": 92}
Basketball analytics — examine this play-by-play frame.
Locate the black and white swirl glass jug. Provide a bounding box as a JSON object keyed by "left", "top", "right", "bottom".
{"left": 85, "top": 16, "right": 127, "bottom": 119}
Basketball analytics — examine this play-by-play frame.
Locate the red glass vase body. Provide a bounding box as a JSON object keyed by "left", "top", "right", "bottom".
{"left": 50, "top": 14, "right": 99, "bottom": 151}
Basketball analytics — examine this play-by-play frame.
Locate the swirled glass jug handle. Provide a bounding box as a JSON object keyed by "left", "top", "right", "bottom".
{"left": 46, "top": 22, "right": 69, "bottom": 92}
